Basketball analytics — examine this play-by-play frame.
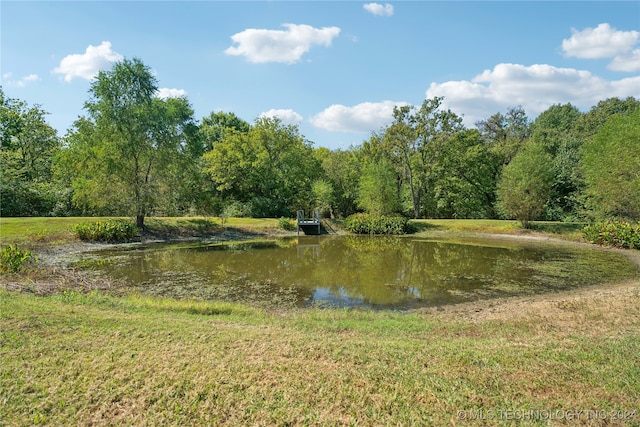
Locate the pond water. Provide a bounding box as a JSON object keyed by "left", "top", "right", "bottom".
{"left": 76, "top": 235, "right": 639, "bottom": 310}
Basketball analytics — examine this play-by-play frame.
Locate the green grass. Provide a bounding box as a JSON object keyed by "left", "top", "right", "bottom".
{"left": 410, "top": 219, "right": 586, "bottom": 240}
{"left": 1, "top": 289, "right": 638, "bottom": 426}
{"left": 0, "top": 216, "right": 288, "bottom": 247}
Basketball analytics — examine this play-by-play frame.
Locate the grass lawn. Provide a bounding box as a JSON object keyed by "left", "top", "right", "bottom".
{"left": 1, "top": 217, "right": 638, "bottom": 425}
{"left": 0, "top": 216, "right": 284, "bottom": 247}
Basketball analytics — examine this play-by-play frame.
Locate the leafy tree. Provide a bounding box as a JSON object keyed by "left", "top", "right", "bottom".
{"left": 312, "top": 179, "right": 335, "bottom": 218}
{"left": 0, "top": 87, "right": 61, "bottom": 216}
{"left": 581, "top": 110, "right": 640, "bottom": 220}
{"left": 61, "top": 58, "right": 198, "bottom": 226}
{"left": 496, "top": 142, "right": 554, "bottom": 228}
{"left": 381, "top": 97, "right": 464, "bottom": 218}
{"left": 317, "top": 148, "right": 361, "bottom": 218}
{"left": 476, "top": 106, "right": 531, "bottom": 165}
{"left": 530, "top": 103, "right": 584, "bottom": 219}
{"left": 203, "top": 117, "right": 321, "bottom": 217}
{"left": 357, "top": 159, "right": 401, "bottom": 216}
{"left": 575, "top": 97, "right": 640, "bottom": 138}
{"left": 200, "top": 111, "right": 250, "bottom": 151}
{"left": 430, "top": 129, "right": 500, "bottom": 218}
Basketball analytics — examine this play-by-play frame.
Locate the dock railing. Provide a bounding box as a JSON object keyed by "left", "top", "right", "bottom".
{"left": 297, "top": 210, "right": 321, "bottom": 235}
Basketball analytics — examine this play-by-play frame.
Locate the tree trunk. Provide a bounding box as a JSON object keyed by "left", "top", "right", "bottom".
{"left": 136, "top": 214, "right": 145, "bottom": 228}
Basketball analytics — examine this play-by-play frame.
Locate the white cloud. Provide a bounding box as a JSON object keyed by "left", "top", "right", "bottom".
{"left": 426, "top": 63, "right": 640, "bottom": 126}
{"left": 2, "top": 72, "right": 40, "bottom": 87}
{"left": 224, "top": 23, "right": 341, "bottom": 64}
{"left": 52, "top": 41, "right": 123, "bottom": 82}
{"left": 310, "top": 100, "right": 409, "bottom": 133}
{"left": 608, "top": 49, "right": 640, "bottom": 72}
{"left": 363, "top": 3, "right": 394, "bottom": 17}
{"left": 259, "top": 109, "right": 303, "bottom": 125}
{"left": 156, "top": 88, "right": 187, "bottom": 99}
{"left": 562, "top": 23, "right": 640, "bottom": 72}
{"left": 562, "top": 23, "right": 639, "bottom": 59}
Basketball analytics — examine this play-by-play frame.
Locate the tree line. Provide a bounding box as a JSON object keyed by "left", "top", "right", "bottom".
{"left": 1, "top": 58, "right": 639, "bottom": 226}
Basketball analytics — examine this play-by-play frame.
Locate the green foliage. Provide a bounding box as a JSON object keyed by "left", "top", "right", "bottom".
{"left": 0, "top": 88, "right": 61, "bottom": 216}
{"left": 277, "top": 217, "right": 296, "bottom": 231}
{"left": 582, "top": 221, "right": 640, "bottom": 249}
{"left": 311, "top": 179, "right": 334, "bottom": 218}
{"left": 73, "top": 220, "right": 139, "bottom": 242}
{"left": 344, "top": 213, "right": 409, "bottom": 234}
{"left": 203, "top": 116, "right": 321, "bottom": 217}
{"left": 581, "top": 110, "right": 640, "bottom": 220}
{"left": 0, "top": 245, "right": 35, "bottom": 273}
{"left": 496, "top": 142, "right": 554, "bottom": 228}
{"left": 357, "top": 159, "right": 401, "bottom": 216}
{"left": 62, "top": 58, "right": 199, "bottom": 226}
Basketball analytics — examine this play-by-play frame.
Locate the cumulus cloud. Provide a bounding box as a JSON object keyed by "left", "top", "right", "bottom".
{"left": 608, "top": 49, "right": 640, "bottom": 72}
{"left": 224, "top": 23, "right": 341, "bottom": 64}
{"left": 309, "top": 100, "right": 409, "bottom": 133}
{"left": 1, "top": 72, "right": 40, "bottom": 87}
{"left": 156, "top": 88, "right": 187, "bottom": 99}
{"left": 259, "top": 109, "right": 303, "bottom": 125}
{"left": 363, "top": 3, "right": 394, "bottom": 17}
{"left": 426, "top": 63, "right": 640, "bottom": 126}
{"left": 52, "top": 41, "right": 123, "bottom": 82}
{"left": 562, "top": 23, "right": 639, "bottom": 59}
{"left": 562, "top": 23, "right": 640, "bottom": 72}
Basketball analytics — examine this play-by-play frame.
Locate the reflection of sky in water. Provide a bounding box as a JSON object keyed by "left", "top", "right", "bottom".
{"left": 78, "top": 236, "right": 639, "bottom": 310}
{"left": 311, "top": 288, "right": 365, "bottom": 308}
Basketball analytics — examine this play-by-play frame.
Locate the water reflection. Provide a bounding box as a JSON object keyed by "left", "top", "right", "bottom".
{"left": 79, "top": 235, "right": 638, "bottom": 309}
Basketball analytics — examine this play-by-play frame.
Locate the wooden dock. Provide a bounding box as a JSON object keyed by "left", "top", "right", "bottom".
{"left": 297, "top": 210, "right": 321, "bottom": 235}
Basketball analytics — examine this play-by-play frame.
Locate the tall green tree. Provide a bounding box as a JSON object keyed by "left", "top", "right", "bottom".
{"left": 430, "top": 129, "right": 500, "bottom": 218}
{"left": 317, "top": 148, "right": 361, "bottom": 218}
{"left": 382, "top": 97, "right": 464, "bottom": 218}
{"left": 476, "top": 106, "right": 531, "bottom": 165}
{"left": 203, "top": 117, "right": 321, "bottom": 217}
{"left": 581, "top": 110, "right": 640, "bottom": 220}
{"left": 496, "top": 142, "right": 554, "bottom": 228}
{"left": 0, "top": 87, "right": 61, "bottom": 216}
{"left": 357, "top": 159, "right": 401, "bottom": 216}
{"left": 575, "top": 97, "right": 640, "bottom": 138}
{"left": 530, "top": 103, "right": 584, "bottom": 219}
{"left": 61, "top": 58, "right": 198, "bottom": 226}
{"left": 200, "top": 111, "right": 250, "bottom": 151}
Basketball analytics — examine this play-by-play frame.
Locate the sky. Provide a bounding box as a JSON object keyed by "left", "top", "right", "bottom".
{"left": 2, "top": 1, "right": 639, "bottom": 150}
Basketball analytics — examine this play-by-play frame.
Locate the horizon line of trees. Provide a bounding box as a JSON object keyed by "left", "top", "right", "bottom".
{"left": 1, "top": 57, "right": 639, "bottom": 227}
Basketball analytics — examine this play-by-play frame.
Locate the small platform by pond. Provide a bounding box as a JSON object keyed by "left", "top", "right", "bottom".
{"left": 297, "top": 210, "right": 321, "bottom": 235}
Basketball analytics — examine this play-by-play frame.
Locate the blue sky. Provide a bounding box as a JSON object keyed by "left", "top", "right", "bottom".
{"left": 2, "top": 1, "right": 639, "bottom": 150}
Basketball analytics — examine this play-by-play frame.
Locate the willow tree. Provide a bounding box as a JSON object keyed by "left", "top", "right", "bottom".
{"left": 62, "top": 58, "right": 198, "bottom": 226}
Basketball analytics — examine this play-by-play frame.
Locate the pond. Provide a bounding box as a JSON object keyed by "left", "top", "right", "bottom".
{"left": 75, "top": 235, "right": 639, "bottom": 310}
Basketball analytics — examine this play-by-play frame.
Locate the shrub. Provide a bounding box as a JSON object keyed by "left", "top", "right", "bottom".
{"left": 278, "top": 217, "right": 296, "bottom": 231}
{"left": 74, "top": 220, "right": 140, "bottom": 243}
{"left": 0, "top": 245, "right": 36, "bottom": 273}
{"left": 344, "top": 213, "right": 409, "bottom": 235}
{"left": 582, "top": 221, "right": 640, "bottom": 249}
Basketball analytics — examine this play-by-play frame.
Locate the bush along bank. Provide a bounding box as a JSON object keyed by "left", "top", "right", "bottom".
{"left": 344, "top": 213, "right": 409, "bottom": 235}
{"left": 582, "top": 221, "right": 640, "bottom": 249}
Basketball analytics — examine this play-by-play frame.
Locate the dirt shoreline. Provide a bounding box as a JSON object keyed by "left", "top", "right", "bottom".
{"left": 3, "top": 229, "right": 639, "bottom": 317}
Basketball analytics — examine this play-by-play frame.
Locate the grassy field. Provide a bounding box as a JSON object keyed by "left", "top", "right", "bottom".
{"left": 0, "top": 216, "right": 585, "bottom": 247}
{"left": 1, "top": 217, "right": 638, "bottom": 425}
{"left": 0, "top": 216, "right": 284, "bottom": 246}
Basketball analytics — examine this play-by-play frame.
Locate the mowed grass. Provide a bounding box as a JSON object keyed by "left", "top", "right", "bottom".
{"left": 0, "top": 216, "right": 284, "bottom": 247}
{"left": 411, "top": 219, "right": 586, "bottom": 240}
{"left": 1, "top": 288, "right": 639, "bottom": 426}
